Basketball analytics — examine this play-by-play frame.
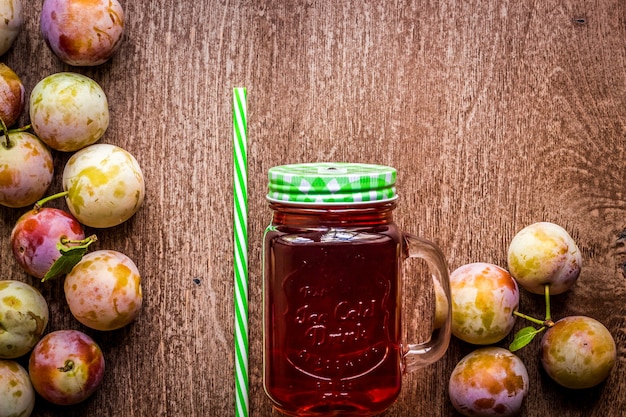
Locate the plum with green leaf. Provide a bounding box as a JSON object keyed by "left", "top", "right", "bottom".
{"left": 506, "top": 222, "right": 611, "bottom": 364}
{"left": 10, "top": 206, "right": 94, "bottom": 280}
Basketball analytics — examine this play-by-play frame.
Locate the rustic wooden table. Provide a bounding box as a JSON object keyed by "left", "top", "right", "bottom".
{"left": 1, "top": 1, "right": 624, "bottom": 416}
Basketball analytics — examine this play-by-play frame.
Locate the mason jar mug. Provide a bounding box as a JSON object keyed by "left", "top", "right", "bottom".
{"left": 262, "top": 163, "right": 452, "bottom": 416}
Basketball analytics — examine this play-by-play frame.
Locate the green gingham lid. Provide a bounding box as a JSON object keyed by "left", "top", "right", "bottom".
{"left": 267, "top": 162, "right": 397, "bottom": 204}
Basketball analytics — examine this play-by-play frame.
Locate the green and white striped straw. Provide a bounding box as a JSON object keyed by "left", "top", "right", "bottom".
{"left": 233, "top": 87, "right": 249, "bottom": 417}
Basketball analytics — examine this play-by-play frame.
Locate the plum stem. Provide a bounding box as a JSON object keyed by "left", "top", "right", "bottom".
{"left": 61, "top": 235, "right": 98, "bottom": 247}
{"left": 61, "top": 234, "right": 98, "bottom": 248}
{"left": 513, "top": 311, "right": 555, "bottom": 328}
{"left": 58, "top": 360, "right": 75, "bottom": 373}
{"left": 0, "top": 118, "right": 10, "bottom": 148}
{"left": 35, "top": 191, "right": 70, "bottom": 210}
{"left": 513, "top": 285, "right": 557, "bottom": 328}
{"left": 513, "top": 311, "right": 545, "bottom": 326}
{"left": 544, "top": 284, "right": 551, "bottom": 321}
{"left": 11, "top": 124, "right": 31, "bottom": 132}
{"left": 0, "top": 122, "right": 32, "bottom": 148}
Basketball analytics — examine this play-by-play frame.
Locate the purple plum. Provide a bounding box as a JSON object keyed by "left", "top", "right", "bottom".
{"left": 11, "top": 207, "right": 86, "bottom": 279}
{"left": 40, "top": 0, "right": 125, "bottom": 66}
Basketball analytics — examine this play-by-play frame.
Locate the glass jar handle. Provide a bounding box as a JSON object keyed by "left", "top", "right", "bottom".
{"left": 401, "top": 233, "right": 452, "bottom": 373}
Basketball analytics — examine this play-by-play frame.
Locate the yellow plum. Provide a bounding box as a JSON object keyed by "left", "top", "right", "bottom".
{"left": 449, "top": 347, "right": 529, "bottom": 417}
{"left": 450, "top": 262, "right": 519, "bottom": 345}
{"left": 64, "top": 250, "right": 142, "bottom": 331}
{"left": 507, "top": 222, "right": 581, "bottom": 295}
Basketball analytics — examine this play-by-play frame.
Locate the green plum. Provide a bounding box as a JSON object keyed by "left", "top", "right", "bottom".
{"left": 0, "top": 130, "right": 54, "bottom": 208}
{"left": 0, "top": 280, "right": 49, "bottom": 359}
{"left": 0, "top": 0, "right": 23, "bottom": 56}
{"left": 62, "top": 143, "right": 145, "bottom": 228}
{"left": 507, "top": 222, "right": 581, "bottom": 295}
{"left": 0, "top": 359, "right": 35, "bottom": 417}
{"left": 29, "top": 72, "right": 109, "bottom": 152}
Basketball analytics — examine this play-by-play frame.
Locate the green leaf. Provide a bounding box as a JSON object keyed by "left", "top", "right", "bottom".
{"left": 509, "top": 326, "right": 545, "bottom": 352}
{"left": 41, "top": 235, "right": 97, "bottom": 282}
{"left": 42, "top": 247, "right": 88, "bottom": 282}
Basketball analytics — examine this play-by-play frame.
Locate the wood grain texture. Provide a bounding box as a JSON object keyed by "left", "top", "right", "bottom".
{"left": 0, "top": 1, "right": 624, "bottom": 416}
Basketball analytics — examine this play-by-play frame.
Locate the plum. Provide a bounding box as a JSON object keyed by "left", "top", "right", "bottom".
{"left": 0, "top": 0, "right": 23, "bottom": 56}
{"left": 0, "top": 63, "right": 25, "bottom": 127}
{"left": 450, "top": 262, "right": 519, "bottom": 345}
{"left": 11, "top": 207, "right": 86, "bottom": 279}
{"left": 40, "top": 0, "right": 125, "bottom": 66}
{"left": 64, "top": 250, "right": 142, "bottom": 331}
{"left": 28, "top": 329, "right": 105, "bottom": 405}
{"left": 433, "top": 276, "right": 449, "bottom": 330}
{"left": 541, "top": 316, "right": 616, "bottom": 389}
{"left": 29, "top": 72, "right": 109, "bottom": 152}
{"left": 507, "top": 222, "right": 582, "bottom": 295}
{"left": 0, "top": 130, "right": 54, "bottom": 208}
{"left": 0, "top": 280, "right": 49, "bottom": 359}
{"left": 449, "top": 347, "right": 529, "bottom": 417}
{"left": 0, "top": 359, "right": 35, "bottom": 417}
{"left": 62, "top": 143, "right": 145, "bottom": 228}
